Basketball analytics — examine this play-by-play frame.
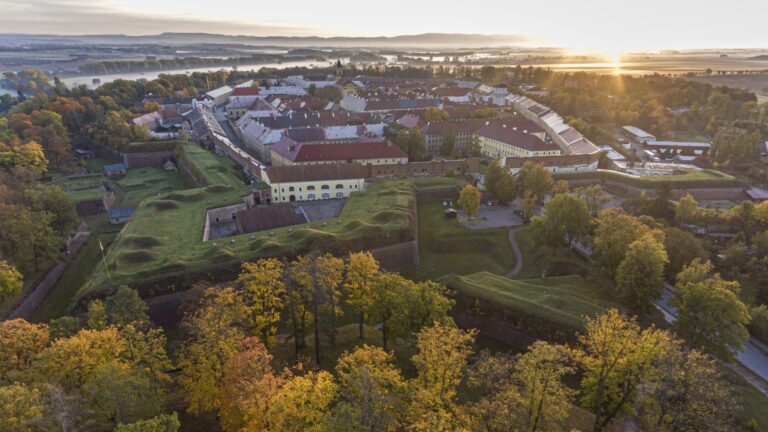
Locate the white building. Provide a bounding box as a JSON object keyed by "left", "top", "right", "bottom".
{"left": 263, "top": 163, "right": 368, "bottom": 203}
{"left": 205, "top": 86, "right": 233, "bottom": 106}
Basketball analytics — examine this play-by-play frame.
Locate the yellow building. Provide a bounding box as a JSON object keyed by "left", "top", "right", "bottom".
{"left": 262, "top": 163, "right": 367, "bottom": 203}
{"left": 475, "top": 124, "right": 562, "bottom": 159}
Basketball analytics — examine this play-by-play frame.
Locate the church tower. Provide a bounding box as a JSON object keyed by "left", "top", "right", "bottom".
{"left": 335, "top": 59, "right": 343, "bottom": 78}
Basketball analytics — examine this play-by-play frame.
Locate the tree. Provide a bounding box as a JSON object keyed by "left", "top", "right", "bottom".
{"left": 27, "top": 186, "right": 77, "bottom": 236}
{"left": 494, "top": 173, "right": 517, "bottom": 204}
{"left": 368, "top": 272, "right": 407, "bottom": 351}
{"left": 333, "top": 345, "right": 406, "bottom": 432}
{"left": 648, "top": 181, "right": 675, "bottom": 220}
{"left": 316, "top": 253, "right": 345, "bottom": 349}
{"left": 120, "top": 324, "right": 173, "bottom": 385}
{"left": 343, "top": 251, "right": 379, "bottom": 340}
{"left": 407, "top": 127, "right": 425, "bottom": 162}
{"left": 104, "top": 286, "right": 149, "bottom": 330}
{"left": 0, "top": 260, "right": 23, "bottom": 302}
{"left": 87, "top": 299, "right": 107, "bottom": 330}
{"left": 674, "top": 193, "right": 697, "bottom": 226}
{"left": 391, "top": 280, "right": 454, "bottom": 342}
{"left": 286, "top": 255, "right": 314, "bottom": 360}
{"left": 270, "top": 370, "right": 338, "bottom": 432}
{"left": 519, "top": 162, "right": 553, "bottom": 201}
{"left": 178, "top": 287, "right": 247, "bottom": 415}
{"left": 0, "top": 383, "right": 43, "bottom": 432}
{"left": 457, "top": 184, "right": 481, "bottom": 224}
{"left": 514, "top": 342, "right": 575, "bottom": 432}
{"left": 219, "top": 337, "right": 283, "bottom": 432}
{"left": 616, "top": 234, "right": 668, "bottom": 311}
{"left": 440, "top": 131, "right": 456, "bottom": 157}
{"left": 533, "top": 193, "right": 590, "bottom": 247}
{"left": 577, "top": 309, "right": 669, "bottom": 432}
{"left": 592, "top": 208, "right": 655, "bottom": 279}
{"left": 483, "top": 159, "right": 504, "bottom": 196}
{"left": 663, "top": 227, "right": 707, "bottom": 280}
{"left": 81, "top": 363, "right": 162, "bottom": 430}
{"left": 575, "top": 184, "right": 611, "bottom": 217}
{"left": 115, "top": 413, "right": 180, "bottom": 432}
{"left": 238, "top": 259, "right": 285, "bottom": 347}
{"left": 408, "top": 323, "right": 475, "bottom": 431}
{"left": 672, "top": 260, "right": 750, "bottom": 360}
{"left": 467, "top": 351, "right": 524, "bottom": 432}
{"left": 424, "top": 107, "right": 449, "bottom": 122}
{"left": 0, "top": 319, "right": 48, "bottom": 381}
{"left": 520, "top": 190, "right": 537, "bottom": 220}
{"left": 639, "top": 340, "right": 736, "bottom": 432}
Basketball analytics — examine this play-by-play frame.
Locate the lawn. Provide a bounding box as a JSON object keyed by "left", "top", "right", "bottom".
{"left": 443, "top": 271, "right": 616, "bottom": 330}
{"left": 399, "top": 201, "right": 516, "bottom": 281}
{"left": 81, "top": 179, "right": 417, "bottom": 302}
{"left": 112, "top": 166, "right": 187, "bottom": 208}
{"left": 556, "top": 168, "right": 741, "bottom": 189}
{"left": 56, "top": 174, "right": 105, "bottom": 203}
{"left": 513, "top": 227, "right": 590, "bottom": 279}
{"left": 720, "top": 366, "right": 768, "bottom": 431}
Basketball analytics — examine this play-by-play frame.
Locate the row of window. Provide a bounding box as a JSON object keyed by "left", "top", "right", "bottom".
{"left": 273, "top": 183, "right": 359, "bottom": 194}
{"left": 279, "top": 192, "right": 344, "bottom": 202}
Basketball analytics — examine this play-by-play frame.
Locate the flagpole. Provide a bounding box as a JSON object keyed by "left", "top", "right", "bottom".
{"left": 98, "top": 237, "right": 111, "bottom": 281}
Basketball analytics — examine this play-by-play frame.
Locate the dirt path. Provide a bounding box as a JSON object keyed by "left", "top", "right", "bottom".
{"left": 505, "top": 227, "right": 524, "bottom": 277}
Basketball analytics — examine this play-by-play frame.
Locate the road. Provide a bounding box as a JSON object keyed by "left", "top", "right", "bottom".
{"left": 572, "top": 240, "right": 768, "bottom": 393}
{"left": 504, "top": 227, "right": 524, "bottom": 277}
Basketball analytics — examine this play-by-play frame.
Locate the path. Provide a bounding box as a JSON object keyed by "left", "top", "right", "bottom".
{"left": 505, "top": 227, "right": 524, "bottom": 277}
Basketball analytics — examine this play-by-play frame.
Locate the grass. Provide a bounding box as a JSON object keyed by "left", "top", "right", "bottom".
{"left": 720, "top": 366, "right": 768, "bottom": 431}
{"left": 81, "top": 179, "right": 417, "bottom": 301}
{"left": 399, "top": 201, "right": 516, "bottom": 281}
{"left": 112, "top": 167, "right": 187, "bottom": 208}
{"left": 31, "top": 217, "right": 122, "bottom": 321}
{"left": 409, "top": 175, "right": 468, "bottom": 191}
{"left": 443, "top": 272, "right": 616, "bottom": 330}
{"left": 514, "top": 227, "right": 590, "bottom": 279}
{"left": 177, "top": 141, "right": 248, "bottom": 190}
{"left": 555, "top": 168, "right": 741, "bottom": 189}
{"left": 55, "top": 174, "right": 105, "bottom": 202}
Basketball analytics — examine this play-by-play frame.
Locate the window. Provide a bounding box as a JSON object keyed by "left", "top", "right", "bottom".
{"left": 289, "top": 186, "right": 295, "bottom": 192}
{"left": 335, "top": 184, "right": 344, "bottom": 189}
{"left": 322, "top": 193, "right": 330, "bottom": 199}
{"left": 307, "top": 185, "right": 315, "bottom": 191}
{"left": 336, "top": 192, "right": 344, "bottom": 199}
{"left": 321, "top": 185, "right": 330, "bottom": 190}
{"left": 308, "top": 194, "right": 316, "bottom": 200}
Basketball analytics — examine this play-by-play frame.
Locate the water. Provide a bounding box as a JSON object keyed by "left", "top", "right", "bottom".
{"left": 58, "top": 58, "right": 340, "bottom": 89}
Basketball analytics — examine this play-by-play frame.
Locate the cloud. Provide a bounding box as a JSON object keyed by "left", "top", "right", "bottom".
{"left": 1, "top": 0, "right": 317, "bottom": 36}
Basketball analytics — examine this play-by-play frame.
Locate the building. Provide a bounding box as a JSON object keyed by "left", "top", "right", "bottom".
{"left": 225, "top": 87, "right": 265, "bottom": 120}
{"left": 645, "top": 140, "right": 710, "bottom": 157}
{"left": 262, "top": 163, "right": 367, "bottom": 203}
{"left": 622, "top": 125, "right": 657, "bottom": 144}
{"left": 205, "top": 86, "right": 233, "bottom": 106}
{"left": 430, "top": 86, "right": 473, "bottom": 103}
{"left": 338, "top": 78, "right": 365, "bottom": 96}
{"left": 108, "top": 207, "right": 134, "bottom": 224}
{"left": 503, "top": 153, "right": 600, "bottom": 175}
{"left": 103, "top": 163, "right": 127, "bottom": 178}
{"left": 422, "top": 118, "right": 544, "bottom": 156}
{"left": 285, "top": 75, "right": 338, "bottom": 89}
{"left": 475, "top": 123, "right": 561, "bottom": 158}
{"left": 270, "top": 137, "right": 408, "bottom": 166}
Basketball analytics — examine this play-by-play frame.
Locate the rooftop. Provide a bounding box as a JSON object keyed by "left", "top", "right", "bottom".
{"left": 265, "top": 163, "right": 368, "bottom": 183}
{"left": 272, "top": 137, "right": 407, "bottom": 163}
{"left": 476, "top": 124, "right": 559, "bottom": 152}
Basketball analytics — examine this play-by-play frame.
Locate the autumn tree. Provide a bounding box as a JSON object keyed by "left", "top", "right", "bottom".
{"left": 519, "top": 162, "right": 553, "bottom": 202}
{"left": 238, "top": 259, "right": 285, "bottom": 347}
{"left": 672, "top": 260, "right": 750, "bottom": 360}
{"left": 0, "top": 383, "right": 43, "bottom": 432}
{"left": 343, "top": 251, "right": 380, "bottom": 339}
{"left": 576, "top": 184, "right": 611, "bottom": 216}
{"left": 286, "top": 255, "right": 314, "bottom": 360}
{"left": 592, "top": 208, "right": 657, "bottom": 279}
{"left": 457, "top": 184, "right": 481, "bottom": 224}
{"left": 333, "top": 345, "right": 406, "bottom": 431}
{"left": 178, "top": 288, "right": 247, "bottom": 415}
{"left": 639, "top": 339, "right": 736, "bottom": 432}
{"left": 467, "top": 351, "right": 523, "bottom": 432}
{"left": 576, "top": 309, "right": 670, "bottom": 432}
{"left": 0, "top": 318, "right": 48, "bottom": 381}
{"left": 484, "top": 159, "right": 505, "bottom": 196}
{"left": 81, "top": 363, "right": 162, "bottom": 430}
{"left": 104, "top": 286, "right": 150, "bottom": 330}
{"left": 663, "top": 227, "right": 707, "bottom": 280}
{"left": 407, "top": 323, "right": 476, "bottom": 431}
{"left": 0, "top": 260, "right": 23, "bottom": 302}
{"left": 270, "top": 370, "right": 338, "bottom": 432}
{"left": 115, "top": 413, "right": 181, "bottom": 432}
{"left": 494, "top": 173, "right": 517, "bottom": 204}
{"left": 87, "top": 299, "right": 107, "bottom": 330}
{"left": 616, "top": 233, "right": 668, "bottom": 311}
{"left": 316, "top": 253, "right": 345, "bottom": 349}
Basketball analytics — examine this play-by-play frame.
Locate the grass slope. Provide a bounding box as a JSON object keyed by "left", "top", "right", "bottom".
{"left": 400, "top": 201, "right": 515, "bottom": 281}
{"left": 444, "top": 272, "right": 615, "bottom": 329}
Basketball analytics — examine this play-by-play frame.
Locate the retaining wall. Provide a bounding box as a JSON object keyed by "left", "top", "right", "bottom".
{"left": 122, "top": 151, "right": 174, "bottom": 169}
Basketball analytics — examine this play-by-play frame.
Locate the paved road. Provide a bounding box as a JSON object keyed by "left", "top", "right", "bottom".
{"left": 505, "top": 227, "right": 524, "bottom": 277}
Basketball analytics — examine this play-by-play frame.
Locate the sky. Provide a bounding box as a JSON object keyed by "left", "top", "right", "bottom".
{"left": 2, "top": 0, "right": 768, "bottom": 51}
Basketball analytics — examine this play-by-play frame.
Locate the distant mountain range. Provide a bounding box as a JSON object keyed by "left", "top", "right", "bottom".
{"left": 749, "top": 55, "right": 768, "bottom": 60}
{"left": 0, "top": 32, "right": 532, "bottom": 48}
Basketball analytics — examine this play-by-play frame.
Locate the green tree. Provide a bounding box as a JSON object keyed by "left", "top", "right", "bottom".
{"left": 532, "top": 193, "right": 590, "bottom": 246}
{"left": 672, "top": 260, "right": 750, "bottom": 360}
{"left": 494, "top": 173, "right": 517, "bottom": 204}
{"left": 484, "top": 159, "right": 504, "bottom": 196}
{"left": 81, "top": 363, "right": 162, "bottom": 430}
{"left": 674, "top": 193, "right": 698, "bottom": 226}
{"left": 519, "top": 162, "right": 553, "bottom": 202}
{"left": 457, "top": 184, "right": 481, "bottom": 224}
{"left": 576, "top": 184, "right": 611, "bottom": 216}
{"left": 368, "top": 272, "right": 407, "bottom": 351}
{"left": 616, "top": 234, "right": 669, "bottom": 311}
{"left": 391, "top": 280, "right": 454, "bottom": 343}
{"left": 440, "top": 131, "right": 456, "bottom": 157}
{"left": 592, "top": 208, "right": 656, "bottom": 279}
{"left": 115, "top": 413, "right": 180, "bottom": 432}
{"left": 87, "top": 299, "right": 107, "bottom": 330}
{"left": 663, "top": 227, "right": 708, "bottom": 280}
{"left": 104, "top": 286, "right": 149, "bottom": 330}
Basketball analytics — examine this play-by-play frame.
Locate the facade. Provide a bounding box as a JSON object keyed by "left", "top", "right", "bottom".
{"left": 422, "top": 118, "right": 544, "bottom": 157}
{"left": 503, "top": 153, "right": 600, "bottom": 175}
{"left": 262, "top": 164, "right": 368, "bottom": 203}
{"left": 103, "top": 163, "right": 127, "bottom": 178}
{"left": 475, "top": 124, "right": 561, "bottom": 158}
{"left": 270, "top": 137, "right": 408, "bottom": 166}
{"left": 622, "top": 125, "right": 657, "bottom": 144}
{"left": 205, "top": 86, "right": 233, "bottom": 106}
{"left": 644, "top": 140, "right": 711, "bottom": 156}
{"left": 108, "top": 207, "right": 134, "bottom": 224}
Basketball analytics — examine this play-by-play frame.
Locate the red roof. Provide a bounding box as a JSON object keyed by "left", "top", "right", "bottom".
{"left": 432, "top": 87, "right": 472, "bottom": 97}
{"left": 272, "top": 138, "right": 407, "bottom": 163}
{"left": 231, "top": 87, "right": 261, "bottom": 96}
{"left": 476, "top": 124, "right": 559, "bottom": 152}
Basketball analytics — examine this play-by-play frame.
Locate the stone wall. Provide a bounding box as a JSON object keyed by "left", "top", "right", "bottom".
{"left": 371, "top": 239, "right": 419, "bottom": 270}
{"left": 122, "top": 151, "right": 174, "bottom": 169}
{"left": 564, "top": 177, "right": 748, "bottom": 201}
{"left": 366, "top": 158, "right": 481, "bottom": 178}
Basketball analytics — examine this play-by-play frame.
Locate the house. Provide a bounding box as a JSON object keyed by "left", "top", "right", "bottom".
{"left": 103, "top": 163, "right": 127, "bottom": 178}
{"left": 108, "top": 207, "right": 134, "bottom": 224}
{"left": 475, "top": 123, "right": 561, "bottom": 158}
{"left": 285, "top": 75, "right": 338, "bottom": 89}
{"left": 746, "top": 187, "right": 768, "bottom": 203}
{"left": 270, "top": 137, "right": 408, "bottom": 167}
{"left": 74, "top": 148, "right": 95, "bottom": 159}
{"left": 262, "top": 163, "right": 368, "bottom": 203}
{"left": 430, "top": 87, "right": 473, "bottom": 103}
{"left": 622, "top": 125, "right": 657, "bottom": 144}
{"left": 338, "top": 78, "right": 365, "bottom": 96}
{"left": 422, "top": 118, "right": 544, "bottom": 157}
{"left": 205, "top": 86, "right": 233, "bottom": 106}
{"left": 503, "top": 153, "right": 600, "bottom": 175}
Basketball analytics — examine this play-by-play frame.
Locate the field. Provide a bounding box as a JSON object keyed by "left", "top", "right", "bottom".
{"left": 687, "top": 73, "right": 768, "bottom": 102}
{"left": 400, "top": 201, "right": 516, "bottom": 281}
{"left": 82, "top": 176, "right": 417, "bottom": 301}
{"left": 444, "top": 272, "right": 615, "bottom": 330}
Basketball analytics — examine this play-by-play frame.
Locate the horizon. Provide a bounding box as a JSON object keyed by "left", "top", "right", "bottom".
{"left": 3, "top": 0, "right": 768, "bottom": 52}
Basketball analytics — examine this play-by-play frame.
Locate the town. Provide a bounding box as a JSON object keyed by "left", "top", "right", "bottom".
{"left": 2, "top": 9, "right": 768, "bottom": 432}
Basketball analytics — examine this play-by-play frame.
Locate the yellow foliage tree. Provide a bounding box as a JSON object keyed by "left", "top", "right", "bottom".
{"left": 238, "top": 259, "right": 286, "bottom": 348}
